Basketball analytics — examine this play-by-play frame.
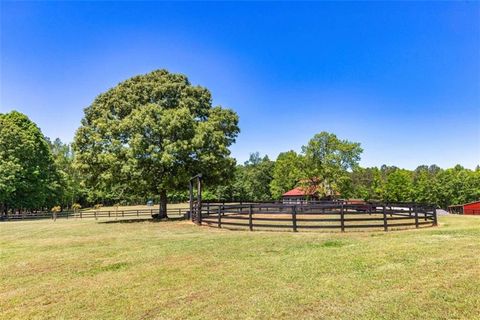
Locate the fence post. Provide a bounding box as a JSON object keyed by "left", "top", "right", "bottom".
{"left": 217, "top": 206, "right": 222, "bottom": 228}
{"left": 249, "top": 204, "right": 253, "bottom": 231}
{"left": 122, "top": 210, "right": 124, "bottom": 217}
{"left": 292, "top": 205, "right": 297, "bottom": 232}
{"left": 80, "top": 211, "right": 82, "bottom": 219}
{"left": 433, "top": 206, "right": 437, "bottom": 226}
{"left": 197, "top": 204, "right": 202, "bottom": 225}
{"left": 424, "top": 206, "right": 428, "bottom": 221}
{"left": 340, "top": 204, "right": 345, "bottom": 232}
{"left": 94, "top": 211, "right": 97, "bottom": 220}
{"left": 383, "top": 205, "right": 388, "bottom": 231}
{"left": 414, "top": 205, "right": 419, "bottom": 228}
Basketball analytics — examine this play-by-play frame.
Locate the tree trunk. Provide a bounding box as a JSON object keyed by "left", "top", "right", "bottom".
{"left": 155, "top": 189, "right": 168, "bottom": 219}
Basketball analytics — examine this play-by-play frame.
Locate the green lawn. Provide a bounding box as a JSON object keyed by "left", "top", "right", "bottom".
{"left": 1, "top": 216, "right": 479, "bottom": 319}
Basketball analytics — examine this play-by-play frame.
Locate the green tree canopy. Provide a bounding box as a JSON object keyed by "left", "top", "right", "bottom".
{"left": 270, "top": 150, "right": 303, "bottom": 199}
{"left": 73, "top": 69, "right": 239, "bottom": 217}
{"left": 383, "top": 169, "right": 414, "bottom": 202}
{"left": 48, "top": 138, "right": 85, "bottom": 208}
{"left": 0, "top": 111, "right": 61, "bottom": 214}
{"left": 301, "top": 132, "right": 363, "bottom": 197}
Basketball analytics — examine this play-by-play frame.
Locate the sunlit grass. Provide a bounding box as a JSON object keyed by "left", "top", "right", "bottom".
{"left": 1, "top": 215, "right": 479, "bottom": 319}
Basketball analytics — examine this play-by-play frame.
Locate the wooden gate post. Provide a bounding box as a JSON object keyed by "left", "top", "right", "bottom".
{"left": 292, "top": 205, "right": 297, "bottom": 232}
{"left": 249, "top": 204, "right": 253, "bottom": 231}
{"left": 383, "top": 205, "right": 388, "bottom": 231}
{"left": 414, "top": 205, "right": 419, "bottom": 228}
{"left": 217, "top": 206, "right": 222, "bottom": 228}
{"left": 340, "top": 204, "right": 345, "bottom": 232}
{"left": 189, "top": 179, "right": 193, "bottom": 221}
{"left": 433, "top": 206, "right": 438, "bottom": 226}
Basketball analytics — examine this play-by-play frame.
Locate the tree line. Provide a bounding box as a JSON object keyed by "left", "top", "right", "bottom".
{"left": 204, "top": 158, "right": 480, "bottom": 209}
{"left": 1, "top": 69, "right": 479, "bottom": 216}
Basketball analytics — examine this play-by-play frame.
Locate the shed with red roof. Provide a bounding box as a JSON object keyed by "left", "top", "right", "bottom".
{"left": 282, "top": 186, "right": 318, "bottom": 204}
{"left": 464, "top": 201, "right": 480, "bottom": 215}
{"left": 448, "top": 201, "right": 480, "bottom": 215}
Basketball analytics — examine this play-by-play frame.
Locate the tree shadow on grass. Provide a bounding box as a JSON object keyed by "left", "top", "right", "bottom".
{"left": 100, "top": 217, "right": 186, "bottom": 224}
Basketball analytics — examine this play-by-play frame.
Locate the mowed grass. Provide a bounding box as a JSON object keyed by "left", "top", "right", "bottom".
{"left": 1, "top": 216, "right": 479, "bottom": 319}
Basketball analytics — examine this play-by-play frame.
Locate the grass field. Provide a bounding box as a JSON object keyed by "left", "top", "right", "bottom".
{"left": 1, "top": 216, "right": 479, "bottom": 319}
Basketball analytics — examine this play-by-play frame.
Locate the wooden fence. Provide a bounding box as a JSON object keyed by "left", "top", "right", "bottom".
{"left": 199, "top": 202, "right": 437, "bottom": 232}
{"left": 0, "top": 208, "right": 190, "bottom": 221}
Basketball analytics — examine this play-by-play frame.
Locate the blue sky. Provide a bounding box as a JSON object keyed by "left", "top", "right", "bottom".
{"left": 1, "top": 1, "right": 479, "bottom": 169}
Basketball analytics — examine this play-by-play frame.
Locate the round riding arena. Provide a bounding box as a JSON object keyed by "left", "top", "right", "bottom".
{"left": 195, "top": 201, "right": 438, "bottom": 232}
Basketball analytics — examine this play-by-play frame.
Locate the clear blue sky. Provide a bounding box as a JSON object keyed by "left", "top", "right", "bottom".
{"left": 1, "top": 1, "right": 479, "bottom": 169}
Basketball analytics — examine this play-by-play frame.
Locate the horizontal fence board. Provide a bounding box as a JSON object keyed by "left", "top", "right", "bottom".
{"left": 198, "top": 201, "right": 438, "bottom": 232}
{"left": 386, "top": 222, "right": 420, "bottom": 228}
{"left": 342, "top": 217, "right": 387, "bottom": 222}
{"left": 296, "top": 225, "right": 342, "bottom": 229}
{"left": 343, "top": 224, "right": 387, "bottom": 229}
{"left": 251, "top": 223, "right": 295, "bottom": 228}
{"left": 296, "top": 218, "right": 342, "bottom": 222}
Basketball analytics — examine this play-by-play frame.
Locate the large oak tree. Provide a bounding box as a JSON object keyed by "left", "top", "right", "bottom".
{"left": 302, "top": 132, "right": 363, "bottom": 197}
{"left": 0, "top": 111, "right": 62, "bottom": 214}
{"left": 73, "top": 69, "right": 239, "bottom": 218}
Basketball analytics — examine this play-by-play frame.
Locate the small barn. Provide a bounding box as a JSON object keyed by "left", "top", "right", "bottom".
{"left": 282, "top": 187, "right": 318, "bottom": 204}
{"left": 447, "top": 201, "right": 480, "bottom": 215}
{"left": 464, "top": 201, "right": 480, "bottom": 215}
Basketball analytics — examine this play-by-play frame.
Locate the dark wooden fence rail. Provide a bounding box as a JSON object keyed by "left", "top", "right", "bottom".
{"left": 199, "top": 202, "right": 437, "bottom": 232}
{"left": 0, "top": 208, "right": 190, "bottom": 221}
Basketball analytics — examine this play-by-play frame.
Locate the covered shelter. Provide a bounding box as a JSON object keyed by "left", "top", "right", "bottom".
{"left": 282, "top": 187, "right": 318, "bottom": 204}
{"left": 447, "top": 201, "right": 480, "bottom": 215}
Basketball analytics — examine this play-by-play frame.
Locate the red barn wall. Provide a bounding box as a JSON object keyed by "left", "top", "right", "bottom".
{"left": 464, "top": 202, "right": 480, "bottom": 215}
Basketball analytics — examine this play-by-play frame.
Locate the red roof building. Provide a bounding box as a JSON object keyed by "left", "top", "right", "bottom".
{"left": 448, "top": 201, "right": 480, "bottom": 215}
{"left": 283, "top": 187, "right": 316, "bottom": 197}
{"left": 282, "top": 186, "right": 318, "bottom": 204}
{"left": 464, "top": 201, "right": 480, "bottom": 215}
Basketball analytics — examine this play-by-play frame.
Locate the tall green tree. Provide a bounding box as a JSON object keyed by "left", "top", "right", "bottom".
{"left": 301, "top": 132, "right": 363, "bottom": 197}
{"left": 382, "top": 169, "right": 414, "bottom": 202}
{"left": 241, "top": 153, "right": 274, "bottom": 201}
{"left": 48, "top": 138, "right": 85, "bottom": 208}
{"left": 270, "top": 150, "right": 303, "bottom": 199}
{"left": 0, "top": 111, "right": 62, "bottom": 214}
{"left": 347, "top": 167, "right": 383, "bottom": 200}
{"left": 435, "top": 165, "right": 480, "bottom": 208}
{"left": 73, "top": 69, "right": 239, "bottom": 218}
